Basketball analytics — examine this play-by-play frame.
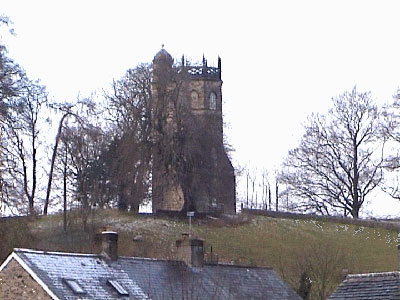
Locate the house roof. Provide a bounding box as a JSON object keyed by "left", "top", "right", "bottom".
{"left": 1, "top": 248, "right": 301, "bottom": 300}
{"left": 328, "top": 271, "right": 400, "bottom": 300}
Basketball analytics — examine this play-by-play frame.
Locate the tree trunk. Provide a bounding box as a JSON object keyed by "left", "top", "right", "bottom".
{"left": 28, "top": 197, "right": 34, "bottom": 216}
{"left": 268, "top": 186, "right": 272, "bottom": 211}
{"left": 63, "top": 146, "right": 68, "bottom": 232}
{"left": 44, "top": 112, "right": 70, "bottom": 215}
{"left": 352, "top": 138, "right": 359, "bottom": 218}
{"left": 246, "top": 173, "right": 249, "bottom": 208}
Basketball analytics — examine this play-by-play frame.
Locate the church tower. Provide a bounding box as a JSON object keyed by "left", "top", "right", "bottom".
{"left": 151, "top": 48, "right": 235, "bottom": 214}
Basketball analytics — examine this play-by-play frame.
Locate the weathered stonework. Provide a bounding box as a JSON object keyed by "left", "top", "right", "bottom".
{"left": 176, "top": 234, "right": 204, "bottom": 267}
{"left": 0, "top": 258, "right": 52, "bottom": 300}
{"left": 151, "top": 49, "right": 236, "bottom": 214}
{"left": 160, "top": 183, "right": 185, "bottom": 211}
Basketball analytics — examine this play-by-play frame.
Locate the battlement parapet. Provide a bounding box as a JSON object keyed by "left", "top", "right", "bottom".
{"left": 184, "top": 66, "right": 221, "bottom": 80}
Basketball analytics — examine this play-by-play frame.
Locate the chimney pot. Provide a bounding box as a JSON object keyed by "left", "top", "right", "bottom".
{"left": 101, "top": 231, "right": 118, "bottom": 261}
{"left": 176, "top": 234, "right": 204, "bottom": 267}
{"left": 341, "top": 269, "right": 349, "bottom": 280}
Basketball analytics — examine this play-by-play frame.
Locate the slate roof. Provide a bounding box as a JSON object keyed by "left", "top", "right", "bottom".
{"left": 3, "top": 248, "right": 301, "bottom": 300}
{"left": 328, "top": 271, "right": 400, "bottom": 300}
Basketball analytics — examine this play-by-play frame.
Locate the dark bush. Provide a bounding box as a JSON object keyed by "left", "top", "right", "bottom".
{"left": 0, "top": 217, "right": 36, "bottom": 262}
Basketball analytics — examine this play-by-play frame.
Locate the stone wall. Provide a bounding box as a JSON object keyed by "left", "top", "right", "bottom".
{"left": 0, "top": 258, "right": 52, "bottom": 300}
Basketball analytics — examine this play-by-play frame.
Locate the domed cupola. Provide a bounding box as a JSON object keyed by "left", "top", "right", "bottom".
{"left": 153, "top": 46, "right": 173, "bottom": 66}
{"left": 153, "top": 46, "right": 173, "bottom": 81}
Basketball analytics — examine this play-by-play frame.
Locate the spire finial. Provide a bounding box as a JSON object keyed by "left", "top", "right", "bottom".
{"left": 218, "top": 56, "right": 222, "bottom": 79}
{"left": 161, "top": 44, "right": 165, "bottom": 49}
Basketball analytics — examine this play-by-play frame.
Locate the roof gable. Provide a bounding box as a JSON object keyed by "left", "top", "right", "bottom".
{"left": 0, "top": 252, "right": 60, "bottom": 300}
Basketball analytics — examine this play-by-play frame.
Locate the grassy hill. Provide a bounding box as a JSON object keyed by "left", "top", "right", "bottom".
{"left": 1, "top": 210, "right": 399, "bottom": 300}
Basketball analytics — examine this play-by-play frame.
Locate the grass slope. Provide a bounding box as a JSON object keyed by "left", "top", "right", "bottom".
{"left": 1, "top": 210, "right": 398, "bottom": 299}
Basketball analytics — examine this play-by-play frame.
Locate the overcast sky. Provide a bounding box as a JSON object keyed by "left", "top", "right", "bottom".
{"left": 2, "top": 0, "right": 400, "bottom": 216}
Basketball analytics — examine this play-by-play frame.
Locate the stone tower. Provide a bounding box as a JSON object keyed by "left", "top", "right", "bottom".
{"left": 151, "top": 48, "right": 235, "bottom": 214}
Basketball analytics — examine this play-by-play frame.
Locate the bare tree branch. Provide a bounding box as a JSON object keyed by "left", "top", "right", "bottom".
{"left": 279, "top": 87, "right": 385, "bottom": 218}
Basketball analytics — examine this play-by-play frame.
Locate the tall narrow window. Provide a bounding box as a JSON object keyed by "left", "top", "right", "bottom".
{"left": 209, "top": 92, "right": 217, "bottom": 110}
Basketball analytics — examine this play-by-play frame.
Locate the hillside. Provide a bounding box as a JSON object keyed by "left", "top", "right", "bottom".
{"left": 1, "top": 210, "right": 399, "bottom": 300}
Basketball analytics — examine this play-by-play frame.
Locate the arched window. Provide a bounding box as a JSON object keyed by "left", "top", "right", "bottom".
{"left": 209, "top": 92, "right": 217, "bottom": 110}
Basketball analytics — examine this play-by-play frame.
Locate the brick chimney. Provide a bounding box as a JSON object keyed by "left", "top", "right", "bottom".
{"left": 101, "top": 231, "right": 118, "bottom": 261}
{"left": 176, "top": 233, "right": 204, "bottom": 267}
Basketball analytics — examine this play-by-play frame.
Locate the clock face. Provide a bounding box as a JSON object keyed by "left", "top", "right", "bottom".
{"left": 209, "top": 92, "right": 217, "bottom": 110}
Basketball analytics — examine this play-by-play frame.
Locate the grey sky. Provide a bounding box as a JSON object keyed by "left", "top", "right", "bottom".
{"left": 2, "top": 0, "right": 400, "bottom": 216}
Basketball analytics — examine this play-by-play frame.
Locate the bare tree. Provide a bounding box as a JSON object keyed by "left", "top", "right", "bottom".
{"left": 279, "top": 87, "right": 385, "bottom": 218}
{"left": 1, "top": 18, "right": 53, "bottom": 215}
{"left": 2, "top": 79, "right": 48, "bottom": 215}
{"left": 43, "top": 102, "right": 84, "bottom": 215}
{"left": 0, "top": 16, "right": 20, "bottom": 103}
{"left": 275, "top": 179, "right": 279, "bottom": 212}
{"left": 51, "top": 121, "right": 81, "bottom": 231}
{"left": 103, "top": 64, "right": 153, "bottom": 212}
{"left": 298, "top": 240, "right": 351, "bottom": 300}
{"left": 0, "top": 19, "right": 26, "bottom": 214}
{"left": 61, "top": 122, "right": 106, "bottom": 230}
{"left": 43, "top": 106, "right": 72, "bottom": 215}
{"left": 61, "top": 138, "right": 69, "bottom": 231}
{"left": 380, "top": 89, "right": 400, "bottom": 200}
{"left": 261, "top": 169, "right": 268, "bottom": 210}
